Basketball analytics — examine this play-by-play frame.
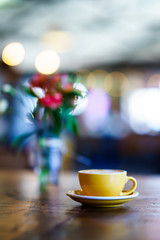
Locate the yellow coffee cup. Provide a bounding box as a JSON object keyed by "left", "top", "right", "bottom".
{"left": 78, "top": 169, "right": 137, "bottom": 196}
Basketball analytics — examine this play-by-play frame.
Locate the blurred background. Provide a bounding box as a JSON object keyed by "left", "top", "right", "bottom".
{"left": 1, "top": 0, "right": 160, "bottom": 174}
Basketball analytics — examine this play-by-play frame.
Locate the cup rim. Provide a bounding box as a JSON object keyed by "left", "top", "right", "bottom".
{"left": 78, "top": 169, "right": 127, "bottom": 175}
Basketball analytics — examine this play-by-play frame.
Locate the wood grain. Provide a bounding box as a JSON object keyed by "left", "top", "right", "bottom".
{"left": 0, "top": 171, "right": 160, "bottom": 240}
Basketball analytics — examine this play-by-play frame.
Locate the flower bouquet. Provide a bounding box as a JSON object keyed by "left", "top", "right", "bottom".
{"left": 24, "top": 72, "right": 82, "bottom": 136}
{"left": 25, "top": 72, "right": 83, "bottom": 185}
{"left": 3, "top": 72, "right": 83, "bottom": 185}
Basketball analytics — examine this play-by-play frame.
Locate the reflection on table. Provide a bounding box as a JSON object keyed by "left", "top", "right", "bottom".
{"left": 0, "top": 170, "right": 160, "bottom": 240}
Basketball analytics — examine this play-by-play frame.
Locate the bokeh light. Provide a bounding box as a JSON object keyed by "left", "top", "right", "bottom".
{"left": 105, "top": 72, "right": 129, "bottom": 97}
{"left": 92, "top": 69, "right": 107, "bottom": 76}
{"left": 121, "top": 88, "right": 160, "bottom": 134}
{"left": 104, "top": 73, "right": 113, "bottom": 93}
{"left": 86, "top": 73, "right": 96, "bottom": 89}
{"left": 92, "top": 69, "right": 108, "bottom": 88}
{"left": 42, "top": 31, "right": 74, "bottom": 52}
{"left": 2, "top": 42, "right": 25, "bottom": 66}
{"left": 128, "top": 70, "right": 145, "bottom": 89}
{"left": 82, "top": 89, "right": 111, "bottom": 134}
{"left": 147, "top": 74, "right": 160, "bottom": 88}
{"left": 35, "top": 50, "right": 60, "bottom": 75}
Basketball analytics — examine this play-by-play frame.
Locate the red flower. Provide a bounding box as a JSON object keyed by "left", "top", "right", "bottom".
{"left": 50, "top": 74, "right": 61, "bottom": 85}
{"left": 30, "top": 73, "right": 47, "bottom": 88}
{"left": 39, "top": 93, "right": 62, "bottom": 109}
{"left": 44, "top": 74, "right": 61, "bottom": 92}
{"left": 62, "top": 83, "right": 74, "bottom": 93}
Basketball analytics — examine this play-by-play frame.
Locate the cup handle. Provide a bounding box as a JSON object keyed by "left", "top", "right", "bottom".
{"left": 120, "top": 176, "right": 137, "bottom": 196}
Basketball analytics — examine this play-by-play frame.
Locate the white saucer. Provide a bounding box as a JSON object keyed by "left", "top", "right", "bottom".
{"left": 66, "top": 190, "right": 139, "bottom": 207}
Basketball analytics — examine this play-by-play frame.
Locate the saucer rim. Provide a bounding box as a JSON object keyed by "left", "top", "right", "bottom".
{"left": 66, "top": 190, "right": 139, "bottom": 200}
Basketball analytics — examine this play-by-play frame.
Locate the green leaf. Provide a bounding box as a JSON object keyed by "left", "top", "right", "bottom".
{"left": 52, "top": 108, "right": 62, "bottom": 135}
{"left": 62, "top": 90, "right": 82, "bottom": 98}
{"left": 65, "top": 114, "right": 79, "bottom": 135}
{"left": 21, "top": 86, "right": 38, "bottom": 98}
{"left": 69, "top": 72, "right": 79, "bottom": 84}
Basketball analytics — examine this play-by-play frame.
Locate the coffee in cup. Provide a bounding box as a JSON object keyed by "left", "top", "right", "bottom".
{"left": 78, "top": 169, "right": 137, "bottom": 197}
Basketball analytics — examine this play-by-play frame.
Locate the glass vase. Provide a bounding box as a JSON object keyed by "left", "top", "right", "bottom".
{"left": 34, "top": 137, "right": 63, "bottom": 186}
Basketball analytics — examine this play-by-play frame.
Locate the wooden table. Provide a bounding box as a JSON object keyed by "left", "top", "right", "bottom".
{"left": 0, "top": 170, "right": 160, "bottom": 240}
